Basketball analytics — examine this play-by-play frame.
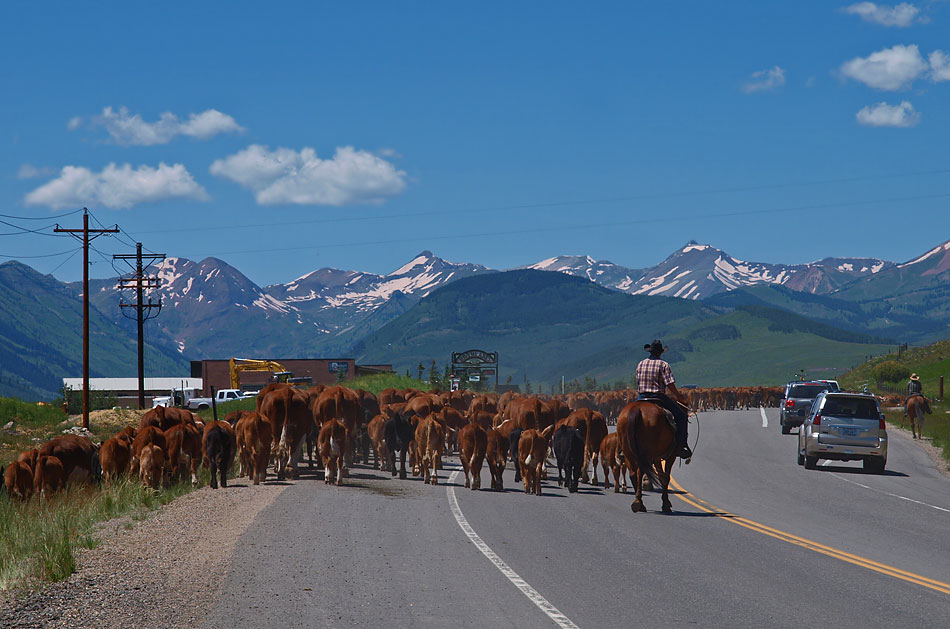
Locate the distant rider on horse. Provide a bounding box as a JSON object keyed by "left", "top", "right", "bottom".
{"left": 636, "top": 339, "right": 692, "bottom": 460}
{"left": 905, "top": 373, "right": 932, "bottom": 416}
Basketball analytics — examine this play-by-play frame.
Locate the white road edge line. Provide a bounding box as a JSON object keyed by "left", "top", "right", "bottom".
{"left": 759, "top": 406, "right": 768, "bottom": 428}
{"left": 446, "top": 470, "right": 580, "bottom": 629}
{"left": 827, "top": 471, "right": 950, "bottom": 514}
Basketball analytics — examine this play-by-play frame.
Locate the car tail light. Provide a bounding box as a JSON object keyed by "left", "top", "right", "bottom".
{"left": 812, "top": 413, "right": 821, "bottom": 426}
{"left": 879, "top": 417, "right": 886, "bottom": 430}
{"left": 785, "top": 399, "right": 795, "bottom": 408}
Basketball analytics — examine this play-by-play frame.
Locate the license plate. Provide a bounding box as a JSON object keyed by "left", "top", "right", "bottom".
{"left": 839, "top": 426, "right": 859, "bottom": 436}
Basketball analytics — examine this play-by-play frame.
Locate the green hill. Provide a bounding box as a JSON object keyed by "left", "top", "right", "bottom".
{"left": 0, "top": 261, "right": 188, "bottom": 401}
{"left": 354, "top": 270, "right": 895, "bottom": 389}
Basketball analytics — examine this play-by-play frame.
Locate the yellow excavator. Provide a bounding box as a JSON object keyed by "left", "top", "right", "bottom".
{"left": 229, "top": 358, "right": 292, "bottom": 390}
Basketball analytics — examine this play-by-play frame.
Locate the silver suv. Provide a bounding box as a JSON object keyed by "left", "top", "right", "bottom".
{"left": 797, "top": 391, "right": 887, "bottom": 473}
{"left": 780, "top": 381, "right": 836, "bottom": 434}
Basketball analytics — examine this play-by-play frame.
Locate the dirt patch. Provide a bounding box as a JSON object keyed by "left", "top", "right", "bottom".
{"left": 0, "top": 481, "right": 287, "bottom": 628}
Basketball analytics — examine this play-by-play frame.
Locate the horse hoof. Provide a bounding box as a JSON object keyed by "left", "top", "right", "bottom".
{"left": 662, "top": 504, "right": 673, "bottom": 514}
{"left": 631, "top": 501, "right": 646, "bottom": 513}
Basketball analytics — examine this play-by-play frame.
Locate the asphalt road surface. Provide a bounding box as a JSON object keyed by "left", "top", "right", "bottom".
{"left": 203, "top": 409, "right": 949, "bottom": 628}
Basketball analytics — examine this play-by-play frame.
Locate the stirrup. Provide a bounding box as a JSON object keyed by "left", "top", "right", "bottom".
{"left": 679, "top": 444, "right": 693, "bottom": 463}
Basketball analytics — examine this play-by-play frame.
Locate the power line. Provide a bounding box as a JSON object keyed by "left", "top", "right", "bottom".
{"left": 134, "top": 166, "right": 950, "bottom": 236}
{"left": 0, "top": 218, "right": 70, "bottom": 237}
{"left": 0, "top": 208, "right": 83, "bottom": 221}
{"left": 47, "top": 247, "right": 83, "bottom": 275}
{"left": 179, "top": 190, "right": 950, "bottom": 258}
{"left": 0, "top": 248, "right": 82, "bottom": 259}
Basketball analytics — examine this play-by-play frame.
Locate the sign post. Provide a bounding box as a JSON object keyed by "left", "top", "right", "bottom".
{"left": 451, "top": 349, "right": 499, "bottom": 390}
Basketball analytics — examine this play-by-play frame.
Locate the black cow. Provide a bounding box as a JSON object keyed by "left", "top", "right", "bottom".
{"left": 552, "top": 425, "right": 586, "bottom": 493}
{"left": 384, "top": 411, "right": 415, "bottom": 480}
{"left": 509, "top": 427, "right": 524, "bottom": 483}
{"left": 203, "top": 421, "right": 237, "bottom": 489}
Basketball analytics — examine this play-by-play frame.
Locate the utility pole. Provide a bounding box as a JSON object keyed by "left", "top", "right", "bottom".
{"left": 55, "top": 208, "right": 118, "bottom": 429}
{"left": 114, "top": 243, "right": 165, "bottom": 409}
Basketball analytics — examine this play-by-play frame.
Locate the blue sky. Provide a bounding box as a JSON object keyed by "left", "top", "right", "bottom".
{"left": 2, "top": 1, "right": 949, "bottom": 286}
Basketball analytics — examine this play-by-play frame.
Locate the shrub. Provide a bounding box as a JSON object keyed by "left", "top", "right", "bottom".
{"left": 872, "top": 361, "right": 910, "bottom": 384}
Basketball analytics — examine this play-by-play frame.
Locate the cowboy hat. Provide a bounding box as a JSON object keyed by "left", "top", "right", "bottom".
{"left": 643, "top": 339, "right": 667, "bottom": 354}
{"left": 910, "top": 373, "right": 920, "bottom": 381}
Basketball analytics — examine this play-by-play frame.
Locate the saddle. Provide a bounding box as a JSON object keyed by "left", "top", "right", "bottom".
{"left": 638, "top": 397, "right": 678, "bottom": 433}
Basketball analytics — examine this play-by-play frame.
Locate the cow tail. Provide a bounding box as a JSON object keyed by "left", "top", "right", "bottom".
{"left": 630, "top": 408, "right": 661, "bottom": 489}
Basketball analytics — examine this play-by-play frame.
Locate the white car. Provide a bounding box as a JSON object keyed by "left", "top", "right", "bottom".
{"left": 797, "top": 391, "right": 888, "bottom": 473}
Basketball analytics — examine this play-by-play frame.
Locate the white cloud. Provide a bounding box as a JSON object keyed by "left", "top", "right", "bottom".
{"left": 856, "top": 100, "right": 920, "bottom": 127}
{"left": 841, "top": 2, "right": 921, "bottom": 27}
{"left": 17, "top": 164, "right": 55, "bottom": 179}
{"left": 930, "top": 50, "right": 950, "bottom": 82}
{"left": 210, "top": 145, "right": 407, "bottom": 206}
{"left": 66, "top": 116, "right": 82, "bottom": 131}
{"left": 840, "top": 44, "right": 927, "bottom": 90}
{"left": 741, "top": 66, "right": 786, "bottom": 93}
{"left": 24, "top": 163, "right": 209, "bottom": 209}
{"left": 72, "top": 106, "right": 244, "bottom": 145}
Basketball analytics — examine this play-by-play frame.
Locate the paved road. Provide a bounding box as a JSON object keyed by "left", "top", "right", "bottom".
{"left": 203, "top": 409, "right": 949, "bottom": 628}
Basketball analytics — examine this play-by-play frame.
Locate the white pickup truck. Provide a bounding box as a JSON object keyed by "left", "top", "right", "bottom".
{"left": 152, "top": 388, "right": 248, "bottom": 410}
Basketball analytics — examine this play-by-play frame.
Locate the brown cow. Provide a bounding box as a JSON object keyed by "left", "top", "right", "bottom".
{"left": 37, "top": 434, "right": 99, "bottom": 483}
{"left": 469, "top": 410, "right": 494, "bottom": 431}
{"left": 165, "top": 422, "right": 203, "bottom": 485}
{"left": 518, "top": 425, "right": 555, "bottom": 496}
{"left": 4, "top": 460, "right": 34, "bottom": 500}
{"left": 259, "top": 384, "right": 311, "bottom": 480}
{"left": 440, "top": 407, "right": 467, "bottom": 453}
{"left": 485, "top": 428, "right": 508, "bottom": 492}
{"left": 141, "top": 405, "right": 194, "bottom": 431}
{"left": 129, "top": 426, "right": 167, "bottom": 479}
{"left": 367, "top": 414, "right": 390, "bottom": 472}
{"left": 599, "top": 432, "right": 627, "bottom": 493}
{"left": 318, "top": 418, "right": 347, "bottom": 486}
{"left": 312, "top": 385, "right": 362, "bottom": 471}
{"left": 139, "top": 444, "right": 166, "bottom": 489}
{"left": 100, "top": 427, "right": 136, "bottom": 482}
{"left": 235, "top": 411, "right": 273, "bottom": 485}
{"left": 34, "top": 455, "right": 66, "bottom": 498}
{"left": 415, "top": 414, "right": 445, "bottom": 485}
{"left": 458, "top": 423, "right": 488, "bottom": 490}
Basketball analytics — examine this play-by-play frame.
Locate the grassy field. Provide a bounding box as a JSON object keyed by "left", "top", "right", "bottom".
{"left": 0, "top": 398, "right": 205, "bottom": 592}
{"left": 0, "top": 476, "right": 200, "bottom": 591}
{"left": 838, "top": 339, "right": 950, "bottom": 461}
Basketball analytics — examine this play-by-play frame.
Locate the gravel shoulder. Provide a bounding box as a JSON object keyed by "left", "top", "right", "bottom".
{"left": 0, "top": 480, "right": 287, "bottom": 629}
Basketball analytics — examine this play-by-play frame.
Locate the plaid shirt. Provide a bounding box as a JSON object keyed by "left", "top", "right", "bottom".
{"left": 636, "top": 357, "right": 675, "bottom": 394}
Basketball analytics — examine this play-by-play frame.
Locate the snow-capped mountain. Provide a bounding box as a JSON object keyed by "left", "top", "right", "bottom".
{"left": 623, "top": 241, "right": 894, "bottom": 300}
{"left": 523, "top": 255, "right": 644, "bottom": 292}
{"left": 265, "top": 251, "right": 492, "bottom": 337}
{"left": 525, "top": 242, "right": 895, "bottom": 300}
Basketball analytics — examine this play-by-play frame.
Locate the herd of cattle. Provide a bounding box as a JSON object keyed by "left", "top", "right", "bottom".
{"left": 3, "top": 384, "right": 784, "bottom": 502}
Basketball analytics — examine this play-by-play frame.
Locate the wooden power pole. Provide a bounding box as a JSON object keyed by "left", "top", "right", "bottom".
{"left": 55, "top": 208, "right": 118, "bottom": 429}
{"left": 114, "top": 243, "right": 165, "bottom": 409}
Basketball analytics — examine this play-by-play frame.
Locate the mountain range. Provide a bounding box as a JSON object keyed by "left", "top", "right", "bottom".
{"left": 3, "top": 237, "right": 948, "bottom": 399}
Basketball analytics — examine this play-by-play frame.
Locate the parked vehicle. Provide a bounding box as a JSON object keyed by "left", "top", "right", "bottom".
{"left": 779, "top": 381, "right": 837, "bottom": 434}
{"left": 152, "top": 388, "right": 247, "bottom": 410}
{"left": 797, "top": 391, "right": 887, "bottom": 473}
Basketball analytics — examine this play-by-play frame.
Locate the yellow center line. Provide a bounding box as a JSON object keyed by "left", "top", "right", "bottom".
{"left": 669, "top": 477, "right": 950, "bottom": 596}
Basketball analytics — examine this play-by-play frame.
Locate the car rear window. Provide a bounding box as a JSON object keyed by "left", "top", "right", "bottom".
{"left": 821, "top": 397, "right": 880, "bottom": 419}
{"left": 788, "top": 384, "right": 829, "bottom": 398}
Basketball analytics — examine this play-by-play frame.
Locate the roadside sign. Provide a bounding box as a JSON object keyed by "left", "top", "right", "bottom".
{"left": 469, "top": 375, "right": 481, "bottom": 382}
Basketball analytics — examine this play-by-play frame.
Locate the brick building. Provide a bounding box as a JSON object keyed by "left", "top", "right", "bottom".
{"left": 190, "top": 359, "right": 392, "bottom": 396}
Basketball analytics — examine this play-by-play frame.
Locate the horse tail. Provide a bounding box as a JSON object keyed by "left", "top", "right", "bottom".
{"left": 630, "top": 407, "right": 661, "bottom": 489}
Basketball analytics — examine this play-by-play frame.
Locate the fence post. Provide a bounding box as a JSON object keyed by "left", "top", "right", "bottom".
{"left": 940, "top": 376, "right": 944, "bottom": 402}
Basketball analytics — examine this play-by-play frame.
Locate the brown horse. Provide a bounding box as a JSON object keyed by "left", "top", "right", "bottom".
{"left": 617, "top": 400, "right": 678, "bottom": 513}
{"left": 904, "top": 395, "right": 930, "bottom": 440}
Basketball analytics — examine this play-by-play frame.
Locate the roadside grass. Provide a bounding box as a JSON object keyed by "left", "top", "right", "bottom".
{"left": 839, "top": 339, "right": 950, "bottom": 463}
{"left": 0, "top": 474, "right": 204, "bottom": 591}
{"left": 341, "top": 373, "right": 428, "bottom": 395}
